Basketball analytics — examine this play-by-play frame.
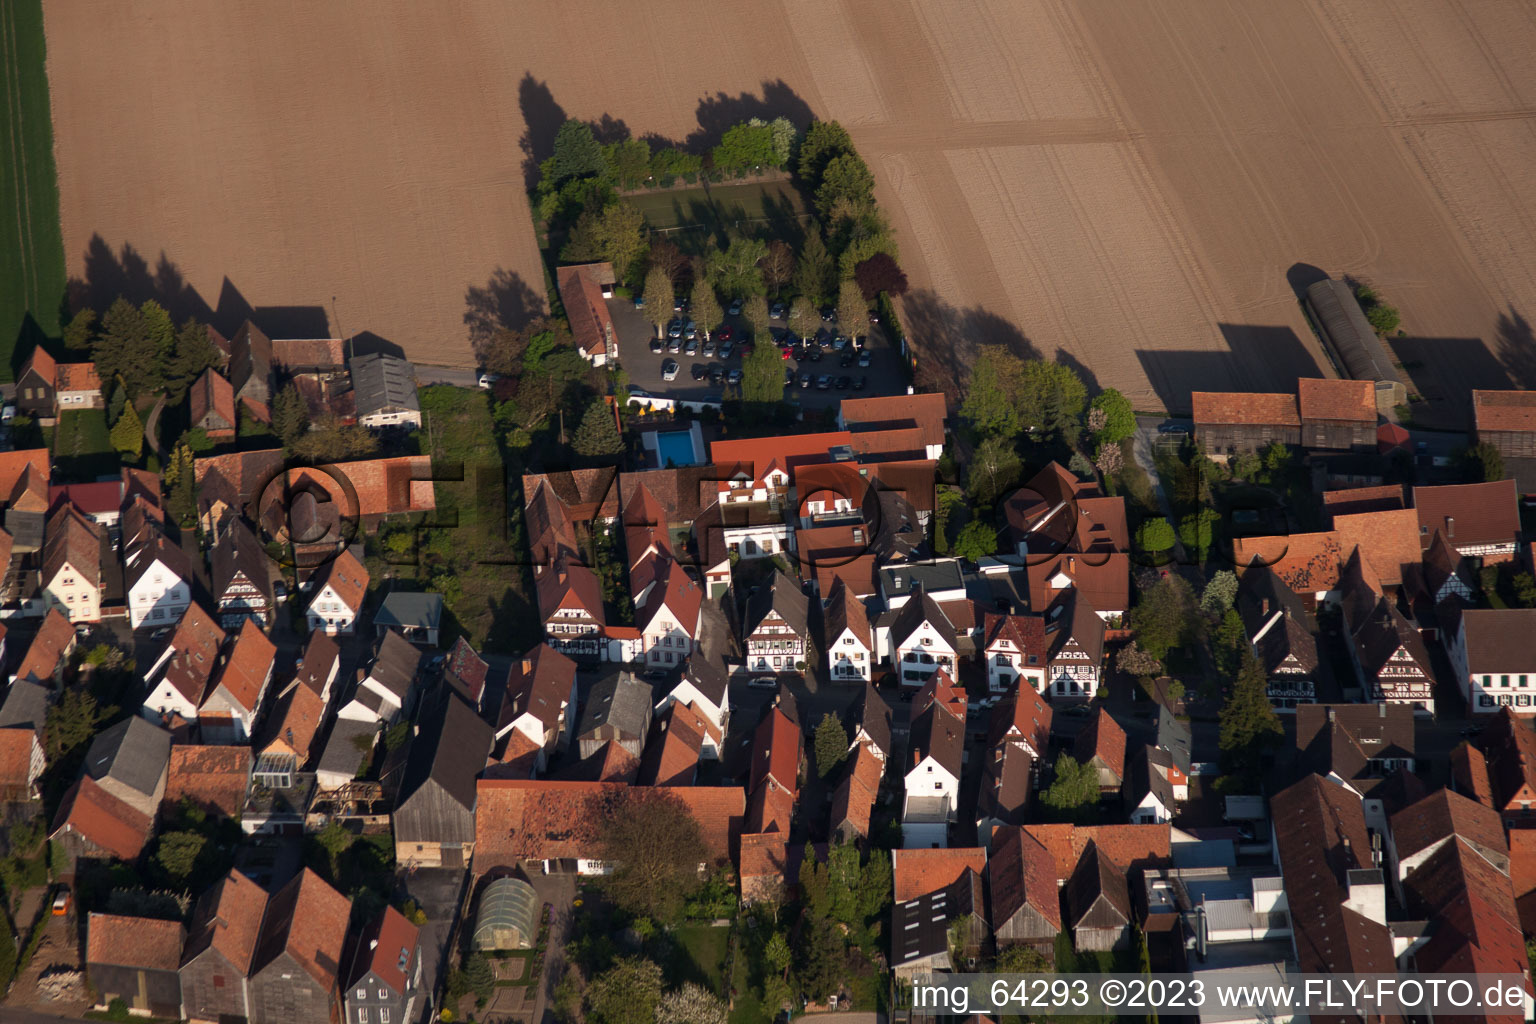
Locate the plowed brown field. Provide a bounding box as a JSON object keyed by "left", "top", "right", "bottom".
{"left": 43, "top": 0, "right": 1536, "bottom": 421}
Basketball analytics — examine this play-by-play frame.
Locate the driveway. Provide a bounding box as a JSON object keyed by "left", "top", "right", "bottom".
{"left": 614, "top": 298, "right": 909, "bottom": 413}
{"left": 527, "top": 872, "right": 578, "bottom": 1024}
{"left": 402, "top": 866, "right": 471, "bottom": 1024}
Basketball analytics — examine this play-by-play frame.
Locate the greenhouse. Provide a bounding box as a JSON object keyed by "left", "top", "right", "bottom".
{"left": 472, "top": 876, "right": 539, "bottom": 950}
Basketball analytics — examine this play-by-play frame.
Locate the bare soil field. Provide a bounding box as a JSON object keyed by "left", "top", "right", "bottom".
{"left": 43, "top": 0, "right": 1536, "bottom": 422}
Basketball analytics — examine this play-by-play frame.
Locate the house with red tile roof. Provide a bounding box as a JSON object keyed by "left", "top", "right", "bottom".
{"left": 1390, "top": 788, "right": 1507, "bottom": 883}
{"left": 709, "top": 430, "right": 855, "bottom": 503}
{"left": 988, "top": 825, "right": 1060, "bottom": 952}
{"left": 1075, "top": 708, "right": 1127, "bottom": 790}
{"left": 1448, "top": 609, "right": 1536, "bottom": 716}
{"left": 1330, "top": 507, "right": 1422, "bottom": 589}
{"left": 556, "top": 263, "right": 618, "bottom": 366}
{"left": 496, "top": 645, "right": 578, "bottom": 771}
{"left": 1297, "top": 378, "right": 1376, "bottom": 451}
{"left": 306, "top": 548, "right": 369, "bottom": 635}
{"left": 191, "top": 367, "right": 237, "bottom": 438}
{"left": 983, "top": 612, "right": 1047, "bottom": 693}
{"left": 1321, "top": 484, "right": 1406, "bottom": 518}
{"left": 892, "top": 846, "right": 988, "bottom": 902}
{"left": 987, "top": 688, "right": 1054, "bottom": 763}
{"left": 1479, "top": 710, "right": 1536, "bottom": 828}
{"left": 837, "top": 392, "right": 948, "bottom": 460}
{"left": 1022, "top": 823, "right": 1173, "bottom": 881}
{"left": 1192, "top": 391, "right": 1300, "bottom": 457}
{"left": 1233, "top": 531, "right": 1347, "bottom": 606}
{"left": 86, "top": 912, "right": 186, "bottom": 1018}
{"left": 50, "top": 774, "right": 154, "bottom": 862}
{"left": 747, "top": 701, "right": 801, "bottom": 834}
{"left": 633, "top": 557, "right": 702, "bottom": 670}
{"left": 1414, "top": 479, "right": 1519, "bottom": 563}
{"left": 639, "top": 701, "right": 707, "bottom": 787}
{"left": 822, "top": 578, "right": 874, "bottom": 683}
{"left": 142, "top": 603, "right": 226, "bottom": 730}
{"left": 247, "top": 868, "right": 352, "bottom": 1024}
{"left": 1473, "top": 389, "right": 1536, "bottom": 460}
{"left": 12, "top": 608, "right": 76, "bottom": 687}
{"left": 536, "top": 558, "right": 606, "bottom": 660}
{"left": 1043, "top": 591, "right": 1105, "bottom": 700}
{"left": 830, "top": 739, "right": 884, "bottom": 844}
{"left": 15, "top": 348, "right": 56, "bottom": 419}
{"left": 54, "top": 361, "right": 103, "bottom": 411}
{"left": 200, "top": 619, "right": 277, "bottom": 744}
{"left": 904, "top": 696, "right": 964, "bottom": 848}
{"left": 124, "top": 530, "right": 193, "bottom": 630}
{"left": 257, "top": 675, "right": 327, "bottom": 775}
{"left": 163, "top": 745, "right": 253, "bottom": 819}
{"left": 344, "top": 905, "right": 424, "bottom": 1024}
{"left": 41, "top": 504, "right": 103, "bottom": 622}
{"left": 179, "top": 868, "right": 269, "bottom": 1023}
{"left": 1025, "top": 552, "right": 1130, "bottom": 622}
{"left": 1509, "top": 830, "right": 1536, "bottom": 934}
{"left": 0, "top": 727, "right": 42, "bottom": 801}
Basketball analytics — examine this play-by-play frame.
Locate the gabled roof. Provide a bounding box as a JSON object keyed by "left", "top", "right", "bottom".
{"left": 0, "top": 729, "right": 35, "bottom": 788}
{"left": 1483, "top": 710, "right": 1536, "bottom": 814}
{"left": 164, "top": 745, "right": 253, "bottom": 818}
{"left": 229, "top": 319, "right": 273, "bottom": 399}
{"left": 977, "top": 741, "right": 1034, "bottom": 830}
{"left": 1294, "top": 704, "right": 1416, "bottom": 781}
{"left": 577, "top": 673, "right": 652, "bottom": 742}
{"left": 250, "top": 868, "right": 350, "bottom": 990}
{"left": 1330, "top": 508, "right": 1421, "bottom": 588}
{"left": 555, "top": 263, "right": 616, "bottom": 357}
{"left": 639, "top": 702, "right": 706, "bottom": 786}
{"left": 1461, "top": 609, "right": 1536, "bottom": 673}
{"left": 1413, "top": 479, "right": 1519, "bottom": 551}
{"left": 618, "top": 466, "right": 711, "bottom": 526}
{"left": 366, "top": 629, "right": 422, "bottom": 702}
{"left": 50, "top": 775, "right": 153, "bottom": 860}
{"left": 708, "top": 431, "right": 855, "bottom": 489}
{"left": 1422, "top": 529, "right": 1472, "bottom": 599}
{"left": 42, "top": 503, "right": 101, "bottom": 585}
{"left": 681, "top": 596, "right": 735, "bottom": 708}
{"left": 14, "top": 608, "right": 75, "bottom": 685}
{"left": 745, "top": 569, "right": 811, "bottom": 638}
{"left": 986, "top": 687, "right": 1053, "bottom": 756}
{"left": 348, "top": 352, "right": 420, "bottom": 417}
{"left": 88, "top": 913, "right": 185, "bottom": 972}
{"left": 1350, "top": 597, "right": 1433, "bottom": 680}
{"left": 913, "top": 668, "right": 967, "bottom": 720}
{"left": 500, "top": 645, "right": 577, "bottom": 736}
{"left": 345, "top": 906, "right": 419, "bottom": 994}
{"left": 1066, "top": 841, "right": 1132, "bottom": 924}
{"left": 839, "top": 392, "right": 948, "bottom": 447}
{"left": 259, "top": 677, "right": 326, "bottom": 766}
{"left": 821, "top": 578, "right": 872, "bottom": 652}
{"left": 1074, "top": 708, "right": 1126, "bottom": 780}
{"left": 210, "top": 516, "right": 272, "bottom": 605}
{"left": 375, "top": 590, "right": 443, "bottom": 631}
{"left": 0, "top": 449, "right": 51, "bottom": 503}
{"left": 521, "top": 468, "right": 620, "bottom": 522}
{"left": 988, "top": 825, "right": 1061, "bottom": 930}
{"left": 1191, "top": 391, "right": 1299, "bottom": 427}
{"left": 313, "top": 548, "right": 369, "bottom": 610}
{"left": 849, "top": 680, "right": 893, "bottom": 759}
{"left": 1298, "top": 378, "right": 1375, "bottom": 423}
{"left": 1026, "top": 552, "right": 1130, "bottom": 615}
{"left": 20, "top": 346, "right": 56, "bottom": 387}
{"left": 1390, "top": 788, "right": 1507, "bottom": 867}
{"left": 190, "top": 368, "right": 236, "bottom": 430}
{"left": 85, "top": 716, "right": 171, "bottom": 799}
{"left": 892, "top": 847, "right": 988, "bottom": 903}
{"left": 908, "top": 703, "right": 963, "bottom": 778}
{"left": 183, "top": 868, "right": 268, "bottom": 971}
{"left": 633, "top": 557, "right": 702, "bottom": 634}
{"left": 749, "top": 704, "right": 801, "bottom": 795}
{"left": 211, "top": 619, "right": 277, "bottom": 713}
{"left": 983, "top": 613, "right": 1047, "bottom": 663}
{"left": 622, "top": 481, "right": 671, "bottom": 565}
{"left": 271, "top": 337, "right": 346, "bottom": 372}
{"left": 399, "top": 690, "right": 493, "bottom": 815}
{"left": 1023, "top": 823, "right": 1172, "bottom": 879}
{"left": 1156, "top": 706, "right": 1192, "bottom": 775}
{"left": 293, "top": 630, "right": 341, "bottom": 699}
{"left": 536, "top": 558, "right": 604, "bottom": 621}
{"left": 887, "top": 589, "right": 957, "bottom": 649}
{"left": 1473, "top": 389, "right": 1536, "bottom": 434}
{"left": 830, "top": 740, "right": 883, "bottom": 838}
{"left": 1043, "top": 589, "right": 1105, "bottom": 662}
{"left": 1233, "top": 531, "right": 1346, "bottom": 595}
{"left": 1322, "top": 484, "right": 1406, "bottom": 518}
{"left": 0, "top": 679, "right": 48, "bottom": 733}
{"left": 443, "top": 635, "right": 490, "bottom": 706}
{"left": 1451, "top": 741, "right": 1495, "bottom": 808}
{"left": 1236, "top": 562, "right": 1320, "bottom": 675}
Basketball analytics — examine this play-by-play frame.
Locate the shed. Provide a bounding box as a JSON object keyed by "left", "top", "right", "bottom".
{"left": 1303, "top": 280, "right": 1406, "bottom": 414}
{"left": 374, "top": 591, "right": 444, "bottom": 646}
{"left": 472, "top": 876, "right": 540, "bottom": 950}
{"left": 1066, "top": 841, "right": 1133, "bottom": 951}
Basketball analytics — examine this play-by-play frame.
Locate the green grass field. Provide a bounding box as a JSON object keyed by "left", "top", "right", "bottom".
{"left": 627, "top": 179, "right": 808, "bottom": 239}
{"left": 51, "top": 408, "right": 115, "bottom": 481}
{"left": 0, "top": 0, "right": 65, "bottom": 382}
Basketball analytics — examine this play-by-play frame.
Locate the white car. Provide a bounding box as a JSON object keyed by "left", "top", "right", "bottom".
{"left": 661, "top": 359, "right": 680, "bottom": 382}
{"left": 477, "top": 373, "right": 501, "bottom": 389}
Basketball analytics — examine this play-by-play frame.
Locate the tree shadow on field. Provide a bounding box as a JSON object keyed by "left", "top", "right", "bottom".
{"left": 463, "top": 268, "right": 546, "bottom": 354}
{"left": 900, "top": 288, "right": 1039, "bottom": 400}
{"left": 1497, "top": 306, "right": 1536, "bottom": 390}
{"left": 1054, "top": 348, "right": 1101, "bottom": 395}
{"left": 1133, "top": 325, "right": 1322, "bottom": 416}
{"left": 518, "top": 73, "right": 570, "bottom": 191}
{"left": 688, "top": 80, "right": 816, "bottom": 151}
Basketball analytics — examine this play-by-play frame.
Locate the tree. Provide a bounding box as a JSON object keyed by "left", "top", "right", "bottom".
{"left": 141, "top": 300, "right": 176, "bottom": 384}
{"left": 1515, "top": 572, "right": 1536, "bottom": 608}
{"left": 1365, "top": 302, "right": 1401, "bottom": 335}
{"left": 1178, "top": 507, "right": 1219, "bottom": 560}
{"left": 572, "top": 401, "right": 624, "bottom": 458}
{"left": 62, "top": 308, "right": 96, "bottom": 354}
{"left": 712, "top": 121, "right": 776, "bottom": 175}
{"left": 165, "top": 318, "right": 221, "bottom": 403}
{"left": 45, "top": 689, "right": 103, "bottom": 763}
{"left": 954, "top": 520, "right": 998, "bottom": 562}
{"left": 797, "top": 120, "right": 854, "bottom": 184}
{"left": 967, "top": 435, "right": 1023, "bottom": 505}
{"left": 1089, "top": 388, "right": 1136, "bottom": 444}
{"left": 109, "top": 398, "right": 143, "bottom": 460}
{"left": 760, "top": 240, "right": 795, "bottom": 297}
{"left": 641, "top": 267, "right": 675, "bottom": 340}
{"left": 585, "top": 957, "right": 663, "bottom": 1024}
{"left": 94, "top": 297, "right": 155, "bottom": 398}
{"left": 1218, "top": 647, "right": 1283, "bottom": 786}
{"left": 1095, "top": 441, "right": 1123, "bottom": 477}
{"left": 853, "top": 252, "right": 908, "bottom": 301}
{"left": 656, "top": 983, "right": 729, "bottom": 1024}
{"left": 1129, "top": 574, "right": 1198, "bottom": 661}
{"left": 995, "top": 944, "right": 1053, "bottom": 973}
{"left": 1201, "top": 570, "right": 1239, "bottom": 615}
{"left": 272, "top": 383, "right": 310, "bottom": 447}
{"left": 603, "top": 137, "right": 652, "bottom": 189}
{"left": 648, "top": 238, "right": 687, "bottom": 283}
{"left": 561, "top": 201, "right": 648, "bottom": 280}
{"left": 465, "top": 952, "right": 496, "bottom": 1008}
{"left": 837, "top": 278, "right": 870, "bottom": 341}
{"left": 740, "top": 332, "right": 783, "bottom": 407}
{"left": 164, "top": 441, "right": 198, "bottom": 526}
{"left": 1460, "top": 441, "right": 1504, "bottom": 483}
{"left": 705, "top": 237, "right": 767, "bottom": 299}
{"left": 550, "top": 120, "right": 606, "bottom": 183}
{"left": 690, "top": 281, "right": 723, "bottom": 338}
{"left": 794, "top": 228, "right": 835, "bottom": 305}
{"left": 292, "top": 420, "right": 379, "bottom": 463}
{"left": 814, "top": 713, "right": 848, "bottom": 778}
{"left": 1135, "top": 517, "right": 1175, "bottom": 554}
{"left": 1213, "top": 606, "right": 1247, "bottom": 680}
{"left": 764, "top": 933, "right": 792, "bottom": 975}
{"left": 598, "top": 789, "right": 707, "bottom": 922}
{"left": 1019, "top": 360, "right": 1087, "bottom": 438}
{"left": 788, "top": 297, "right": 818, "bottom": 339}
{"left": 1040, "top": 754, "right": 1099, "bottom": 823}
{"left": 961, "top": 347, "right": 1028, "bottom": 439}
{"left": 815, "top": 152, "right": 875, "bottom": 219}
{"left": 768, "top": 117, "right": 797, "bottom": 166}
{"left": 155, "top": 830, "right": 206, "bottom": 883}
{"left": 1116, "top": 641, "right": 1162, "bottom": 679}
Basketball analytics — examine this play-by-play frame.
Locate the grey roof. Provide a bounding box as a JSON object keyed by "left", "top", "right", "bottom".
{"left": 349, "top": 353, "right": 420, "bottom": 417}
{"left": 84, "top": 716, "right": 171, "bottom": 799}
{"left": 891, "top": 869, "right": 981, "bottom": 967}
{"left": 0, "top": 680, "right": 48, "bottom": 733}
{"left": 5, "top": 510, "right": 43, "bottom": 554}
{"left": 1156, "top": 706, "right": 1192, "bottom": 775}
{"left": 682, "top": 596, "right": 736, "bottom": 706}
{"left": 850, "top": 681, "right": 893, "bottom": 759}
{"left": 578, "top": 674, "right": 653, "bottom": 741}
{"left": 1126, "top": 745, "right": 1175, "bottom": 812}
{"left": 744, "top": 570, "right": 810, "bottom": 638}
{"left": 880, "top": 558, "right": 965, "bottom": 601}
{"left": 1304, "top": 279, "right": 1404, "bottom": 392}
{"left": 211, "top": 516, "right": 273, "bottom": 606}
{"left": 318, "top": 717, "right": 378, "bottom": 779}
{"left": 885, "top": 589, "right": 957, "bottom": 649}
{"left": 367, "top": 630, "right": 422, "bottom": 700}
{"left": 398, "top": 689, "right": 492, "bottom": 813}
{"left": 375, "top": 592, "right": 443, "bottom": 631}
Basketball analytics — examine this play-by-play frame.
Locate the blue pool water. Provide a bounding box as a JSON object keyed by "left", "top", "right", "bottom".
{"left": 655, "top": 430, "right": 699, "bottom": 467}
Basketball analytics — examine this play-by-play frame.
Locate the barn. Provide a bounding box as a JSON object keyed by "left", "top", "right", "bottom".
{"left": 1303, "top": 279, "right": 1406, "bottom": 415}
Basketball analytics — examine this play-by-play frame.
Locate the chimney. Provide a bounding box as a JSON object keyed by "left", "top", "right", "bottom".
{"left": 558, "top": 568, "right": 567, "bottom": 584}
{"left": 522, "top": 658, "right": 532, "bottom": 675}
{"left": 1378, "top": 702, "right": 1385, "bottom": 718}
{"left": 1261, "top": 597, "right": 1270, "bottom": 617}
{"left": 1445, "top": 516, "right": 1455, "bottom": 539}
{"left": 1327, "top": 707, "right": 1335, "bottom": 723}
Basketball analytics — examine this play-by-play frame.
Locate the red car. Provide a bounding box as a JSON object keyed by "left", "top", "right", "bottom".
{"left": 716, "top": 324, "right": 734, "bottom": 341}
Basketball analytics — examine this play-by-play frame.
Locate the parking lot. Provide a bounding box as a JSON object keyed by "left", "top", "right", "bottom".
{"left": 611, "top": 295, "right": 909, "bottom": 412}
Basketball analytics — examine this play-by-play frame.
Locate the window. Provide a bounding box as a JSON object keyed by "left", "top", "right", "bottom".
{"left": 214, "top": 976, "right": 225, "bottom": 989}
{"left": 359, "top": 1010, "right": 369, "bottom": 1024}
{"left": 379, "top": 989, "right": 388, "bottom": 1001}
{"left": 380, "top": 1011, "right": 390, "bottom": 1023}
{"left": 358, "top": 989, "right": 368, "bottom": 1000}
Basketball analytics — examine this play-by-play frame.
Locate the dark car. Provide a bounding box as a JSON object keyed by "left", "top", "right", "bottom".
{"left": 770, "top": 302, "right": 787, "bottom": 319}
{"left": 816, "top": 374, "right": 833, "bottom": 390}
{"left": 727, "top": 369, "right": 743, "bottom": 385}
{"left": 852, "top": 376, "right": 867, "bottom": 390}
{"left": 1157, "top": 423, "right": 1189, "bottom": 435}
{"left": 770, "top": 326, "right": 788, "bottom": 343}
{"left": 667, "top": 319, "right": 683, "bottom": 339}
{"left": 737, "top": 340, "right": 754, "bottom": 357}
{"left": 858, "top": 350, "right": 871, "bottom": 368}
{"left": 673, "top": 298, "right": 686, "bottom": 313}
{"left": 691, "top": 364, "right": 707, "bottom": 381}
{"left": 668, "top": 336, "right": 681, "bottom": 353}
{"left": 650, "top": 338, "right": 664, "bottom": 354}
{"left": 791, "top": 344, "right": 806, "bottom": 361}
{"left": 633, "top": 294, "right": 645, "bottom": 310}
{"left": 799, "top": 372, "right": 812, "bottom": 389}
{"left": 785, "top": 368, "right": 796, "bottom": 386}
{"left": 710, "top": 366, "right": 726, "bottom": 384}
{"left": 835, "top": 375, "right": 851, "bottom": 390}
{"left": 821, "top": 306, "right": 836, "bottom": 321}
{"left": 805, "top": 346, "right": 823, "bottom": 363}
{"left": 728, "top": 298, "right": 744, "bottom": 316}
{"left": 840, "top": 352, "right": 855, "bottom": 368}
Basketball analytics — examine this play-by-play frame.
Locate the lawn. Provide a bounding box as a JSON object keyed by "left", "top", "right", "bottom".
{"left": 51, "top": 408, "right": 117, "bottom": 481}
{"left": 667, "top": 924, "right": 730, "bottom": 994}
{"left": 0, "top": 0, "right": 67, "bottom": 381}
{"left": 628, "top": 179, "right": 808, "bottom": 249}
{"left": 414, "top": 385, "right": 535, "bottom": 651}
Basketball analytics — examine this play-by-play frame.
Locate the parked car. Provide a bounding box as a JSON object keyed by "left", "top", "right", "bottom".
{"left": 833, "top": 335, "right": 849, "bottom": 350}
{"left": 684, "top": 338, "right": 698, "bottom": 356}
{"left": 770, "top": 302, "right": 787, "bottom": 319}
{"left": 477, "top": 373, "right": 501, "bottom": 389}
{"left": 668, "top": 336, "right": 682, "bottom": 353}
{"left": 840, "top": 352, "right": 856, "bottom": 368}
{"left": 719, "top": 340, "right": 735, "bottom": 359}
{"left": 717, "top": 324, "right": 734, "bottom": 341}
{"left": 633, "top": 294, "right": 645, "bottom": 310}
{"left": 785, "top": 368, "right": 796, "bottom": 386}
{"left": 650, "top": 338, "right": 664, "bottom": 354}
{"left": 728, "top": 298, "right": 744, "bottom": 316}
{"left": 684, "top": 320, "right": 698, "bottom": 339}
{"left": 816, "top": 374, "right": 833, "bottom": 390}
{"left": 727, "top": 369, "right": 743, "bottom": 385}
{"left": 858, "top": 350, "right": 871, "bottom": 368}
{"left": 702, "top": 338, "right": 717, "bottom": 357}
{"left": 673, "top": 298, "right": 686, "bottom": 312}
{"left": 710, "top": 366, "right": 726, "bottom": 384}
{"left": 805, "top": 347, "right": 823, "bottom": 363}
{"left": 691, "top": 364, "right": 707, "bottom": 381}
{"left": 799, "top": 372, "right": 812, "bottom": 388}
{"left": 835, "top": 375, "right": 851, "bottom": 390}
{"left": 737, "top": 340, "right": 754, "bottom": 357}
{"left": 821, "top": 306, "right": 836, "bottom": 321}
{"left": 667, "top": 320, "right": 684, "bottom": 339}
{"left": 662, "top": 359, "right": 680, "bottom": 381}
{"left": 852, "top": 376, "right": 867, "bottom": 391}
{"left": 51, "top": 886, "right": 70, "bottom": 917}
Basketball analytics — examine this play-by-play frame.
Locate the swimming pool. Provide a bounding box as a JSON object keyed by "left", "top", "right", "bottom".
{"left": 654, "top": 429, "right": 700, "bottom": 467}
